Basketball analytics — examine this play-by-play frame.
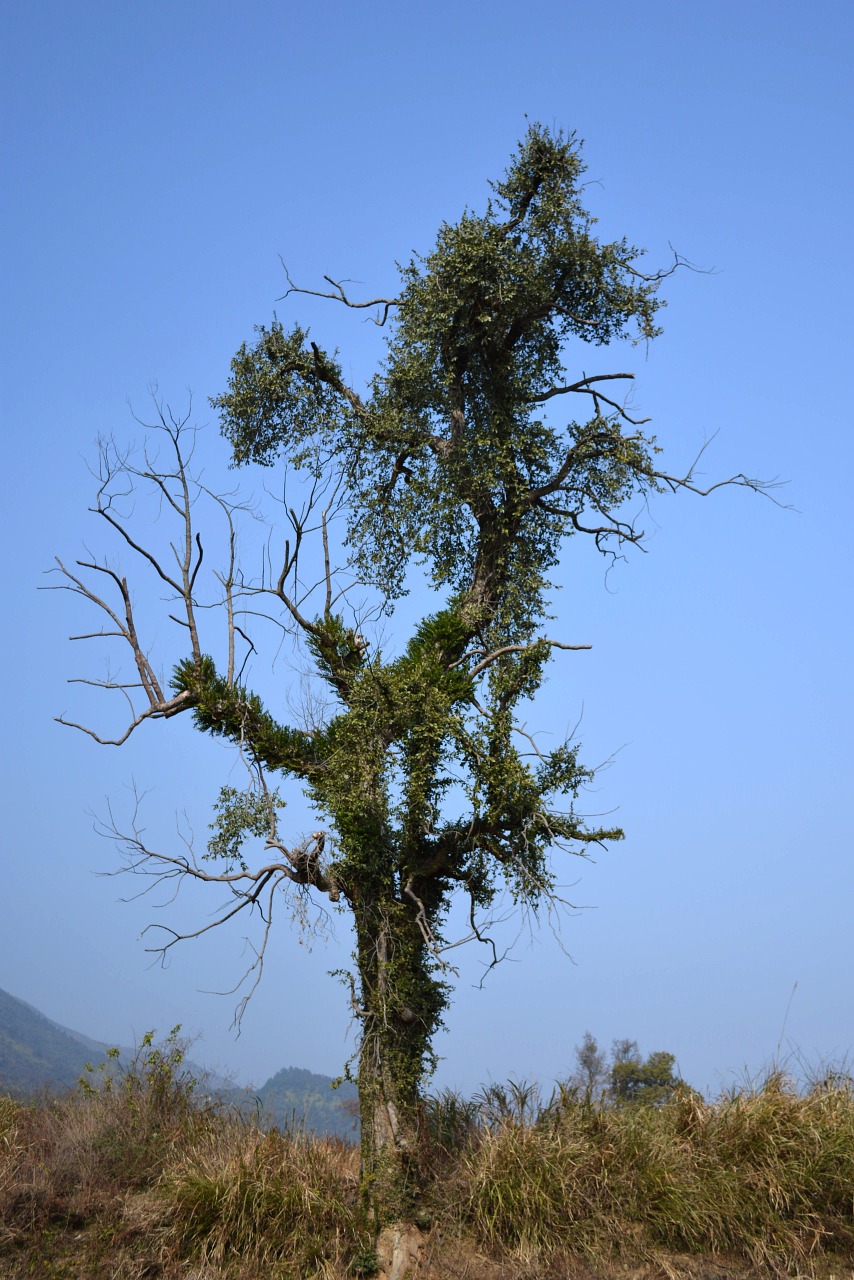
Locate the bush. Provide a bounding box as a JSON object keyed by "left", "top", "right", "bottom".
{"left": 0, "top": 1028, "right": 204, "bottom": 1236}
{"left": 72, "top": 1025, "right": 202, "bottom": 1187}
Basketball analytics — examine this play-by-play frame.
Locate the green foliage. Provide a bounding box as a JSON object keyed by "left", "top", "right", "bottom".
{"left": 215, "top": 321, "right": 359, "bottom": 474}
{"left": 171, "top": 656, "right": 319, "bottom": 776}
{"left": 214, "top": 125, "right": 665, "bottom": 617}
{"left": 364, "top": 130, "right": 662, "bottom": 610}
{"left": 75, "top": 1027, "right": 200, "bottom": 1186}
{"left": 207, "top": 786, "right": 284, "bottom": 872}
{"left": 79, "top": 1026, "right": 192, "bottom": 1101}
{"left": 609, "top": 1047, "right": 680, "bottom": 1108}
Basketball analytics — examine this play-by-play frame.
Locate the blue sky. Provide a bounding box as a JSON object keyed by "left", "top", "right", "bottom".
{"left": 2, "top": 0, "right": 852, "bottom": 1096}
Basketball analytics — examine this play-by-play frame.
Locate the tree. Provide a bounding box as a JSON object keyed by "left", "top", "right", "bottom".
{"left": 573, "top": 1030, "right": 608, "bottom": 1100}
{"left": 608, "top": 1042, "right": 681, "bottom": 1107}
{"left": 52, "top": 125, "right": 767, "bottom": 1247}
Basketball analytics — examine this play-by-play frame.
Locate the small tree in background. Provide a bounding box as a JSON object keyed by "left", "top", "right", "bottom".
{"left": 573, "top": 1031, "right": 608, "bottom": 1100}
{"left": 52, "top": 124, "right": 768, "bottom": 1245}
{"left": 609, "top": 1042, "right": 680, "bottom": 1107}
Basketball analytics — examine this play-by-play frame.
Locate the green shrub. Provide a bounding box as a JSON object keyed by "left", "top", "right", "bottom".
{"left": 73, "top": 1026, "right": 203, "bottom": 1187}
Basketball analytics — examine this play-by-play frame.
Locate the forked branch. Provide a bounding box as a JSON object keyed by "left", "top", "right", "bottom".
{"left": 96, "top": 786, "right": 339, "bottom": 1023}
{"left": 450, "top": 638, "right": 592, "bottom": 680}
{"left": 652, "top": 433, "right": 787, "bottom": 506}
{"left": 45, "top": 404, "right": 251, "bottom": 745}
{"left": 278, "top": 259, "right": 400, "bottom": 326}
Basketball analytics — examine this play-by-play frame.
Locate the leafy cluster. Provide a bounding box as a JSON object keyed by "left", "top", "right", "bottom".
{"left": 213, "top": 126, "right": 665, "bottom": 620}
{"left": 207, "top": 786, "right": 285, "bottom": 874}
{"left": 610, "top": 1047, "right": 680, "bottom": 1107}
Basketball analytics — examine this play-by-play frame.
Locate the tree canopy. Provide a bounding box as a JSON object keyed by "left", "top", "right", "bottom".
{"left": 609, "top": 1039, "right": 681, "bottom": 1107}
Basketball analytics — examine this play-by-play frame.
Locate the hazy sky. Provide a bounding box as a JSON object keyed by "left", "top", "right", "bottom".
{"left": 2, "top": 0, "right": 852, "bottom": 1097}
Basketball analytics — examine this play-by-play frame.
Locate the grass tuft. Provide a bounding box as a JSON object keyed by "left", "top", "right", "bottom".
{"left": 165, "top": 1123, "right": 366, "bottom": 1275}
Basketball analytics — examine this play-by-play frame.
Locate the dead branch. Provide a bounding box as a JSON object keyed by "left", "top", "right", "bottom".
{"left": 45, "top": 405, "right": 260, "bottom": 745}
{"left": 49, "top": 556, "right": 167, "bottom": 703}
{"left": 624, "top": 245, "right": 713, "bottom": 286}
{"left": 527, "top": 373, "right": 651, "bottom": 429}
{"left": 651, "top": 433, "right": 788, "bottom": 507}
{"left": 256, "top": 465, "right": 351, "bottom": 638}
{"left": 56, "top": 691, "right": 196, "bottom": 747}
{"left": 94, "top": 785, "right": 340, "bottom": 1023}
{"left": 278, "top": 259, "right": 399, "bottom": 326}
{"left": 528, "top": 372, "right": 631, "bottom": 402}
{"left": 402, "top": 877, "right": 458, "bottom": 975}
{"left": 451, "top": 638, "right": 592, "bottom": 680}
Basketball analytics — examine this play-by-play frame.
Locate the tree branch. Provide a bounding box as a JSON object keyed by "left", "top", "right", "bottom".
{"left": 451, "top": 638, "right": 592, "bottom": 679}
{"left": 46, "top": 408, "right": 255, "bottom": 745}
{"left": 526, "top": 372, "right": 635, "bottom": 404}
{"left": 278, "top": 259, "right": 400, "bottom": 326}
{"left": 55, "top": 690, "right": 196, "bottom": 746}
{"left": 96, "top": 788, "right": 339, "bottom": 1021}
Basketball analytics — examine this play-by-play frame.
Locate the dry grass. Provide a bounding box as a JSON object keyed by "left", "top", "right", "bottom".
{"left": 428, "top": 1073, "right": 854, "bottom": 1276}
{"left": 164, "top": 1122, "right": 367, "bottom": 1274}
{"left": 1, "top": 1041, "right": 852, "bottom": 1279}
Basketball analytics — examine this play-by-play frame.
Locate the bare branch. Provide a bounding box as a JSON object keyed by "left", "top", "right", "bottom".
{"left": 49, "top": 556, "right": 166, "bottom": 706}
{"left": 56, "top": 690, "right": 195, "bottom": 745}
{"left": 526, "top": 372, "right": 652, "bottom": 429}
{"left": 649, "top": 433, "right": 789, "bottom": 508}
{"left": 655, "top": 467, "right": 787, "bottom": 505}
{"left": 452, "top": 638, "right": 592, "bottom": 680}
{"left": 94, "top": 785, "right": 341, "bottom": 1020}
{"left": 527, "top": 372, "right": 636, "bottom": 404}
{"left": 68, "top": 678, "right": 145, "bottom": 689}
{"left": 47, "top": 411, "right": 254, "bottom": 745}
{"left": 624, "top": 245, "right": 711, "bottom": 285}
{"left": 402, "top": 877, "right": 458, "bottom": 975}
{"left": 278, "top": 259, "right": 400, "bottom": 326}
{"left": 321, "top": 508, "right": 333, "bottom": 618}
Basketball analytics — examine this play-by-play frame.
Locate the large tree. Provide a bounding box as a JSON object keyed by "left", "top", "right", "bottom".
{"left": 53, "top": 125, "right": 765, "bottom": 1251}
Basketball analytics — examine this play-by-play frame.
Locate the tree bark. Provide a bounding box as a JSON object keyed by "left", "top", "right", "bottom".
{"left": 351, "top": 893, "right": 439, "bottom": 1233}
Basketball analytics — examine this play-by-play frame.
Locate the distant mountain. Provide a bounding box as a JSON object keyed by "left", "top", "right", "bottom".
{"left": 0, "top": 986, "right": 112, "bottom": 1093}
{"left": 0, "top": 987, "right": 358, "bottom": 1138}
{"left": 228, "top": 1065, "right": 359, "bottom": 1140}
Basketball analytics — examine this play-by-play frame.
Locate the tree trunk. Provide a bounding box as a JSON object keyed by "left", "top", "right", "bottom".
{"left": 351, "top": 892, "right": 442, "bottom": 1237}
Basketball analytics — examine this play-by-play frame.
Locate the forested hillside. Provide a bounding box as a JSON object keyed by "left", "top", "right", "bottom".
{"left": 0, "top": 987, "right": 111, "bottom": 1093}
{"left": 232, "top": 1065, "right": 358, "bottom": 1138}
{"left": 0, "top": 987, "right": 355, "bottom": 1136}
